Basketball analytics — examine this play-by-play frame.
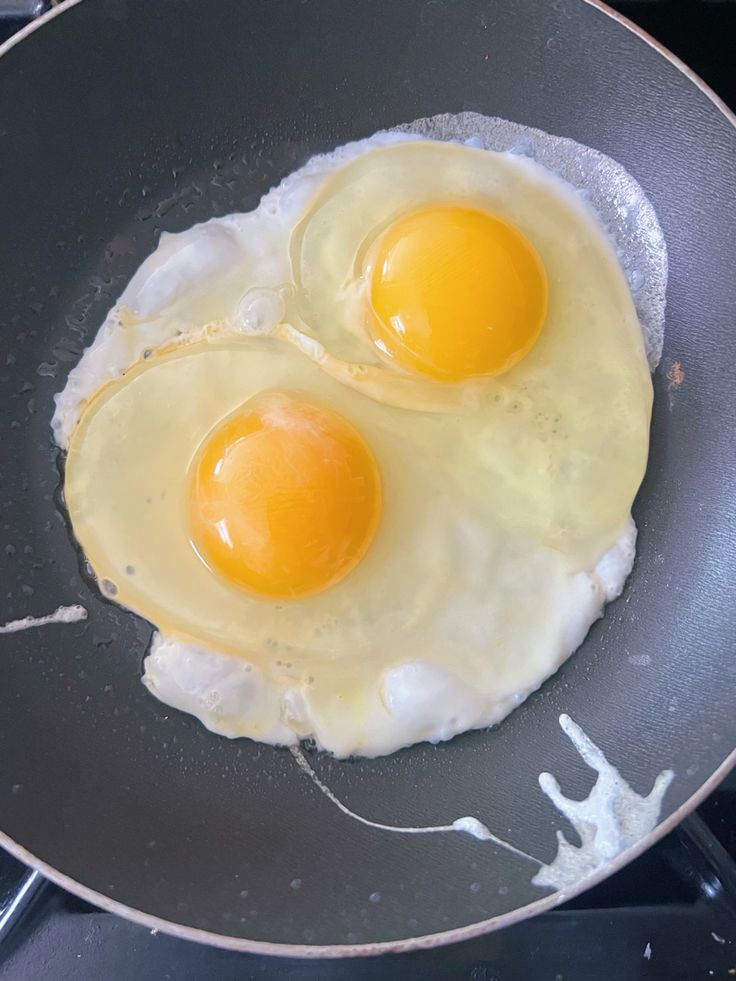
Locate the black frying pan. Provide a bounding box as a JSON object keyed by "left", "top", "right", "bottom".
{"left": 1, "top": 0, "right": 735, "bottom": 957}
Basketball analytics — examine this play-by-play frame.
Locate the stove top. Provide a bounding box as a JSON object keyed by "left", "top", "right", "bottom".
{"left": 1, "top": 2, "right": 735, "bottom": 978}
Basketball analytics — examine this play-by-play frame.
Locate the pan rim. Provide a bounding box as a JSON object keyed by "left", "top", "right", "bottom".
{"left": 1, "top": 0, "right": 735, "bottom": 959}
{"left": 0, "top": 749, "right": 733, "bottom": 958}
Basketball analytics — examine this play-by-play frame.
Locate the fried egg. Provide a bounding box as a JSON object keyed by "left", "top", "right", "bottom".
{"left": 54, "top": 114, "right": 666, "bottom": 757}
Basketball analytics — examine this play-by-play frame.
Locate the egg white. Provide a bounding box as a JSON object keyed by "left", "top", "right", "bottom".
{"left": 55, "top": 116, "right": 664, "bottom": 757}
{"left": 141, "top": 522, "right": 635, "bottom": 757}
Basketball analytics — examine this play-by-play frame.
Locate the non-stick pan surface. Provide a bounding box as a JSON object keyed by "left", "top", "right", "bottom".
{"left": 1, "top": 0, "right": 735, "bottom": 956}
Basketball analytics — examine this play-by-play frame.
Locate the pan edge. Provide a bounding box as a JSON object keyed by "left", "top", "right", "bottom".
{"left": 1, "top": 746, "right": 734, "bottom": 958}
{"left": 0, "top": 0, "right": 735, "bottom": 958}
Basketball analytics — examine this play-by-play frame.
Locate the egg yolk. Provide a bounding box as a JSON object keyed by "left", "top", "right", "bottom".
{"left": 368, "top": 204, "right": 547, "bottom": 381}
{"left": 189, "top": 392, "right": 382, "bottom": 599}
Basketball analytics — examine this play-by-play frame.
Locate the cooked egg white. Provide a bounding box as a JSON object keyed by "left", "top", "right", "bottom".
{"left": 54, "top": 115, "right": 664, "bottom": 757}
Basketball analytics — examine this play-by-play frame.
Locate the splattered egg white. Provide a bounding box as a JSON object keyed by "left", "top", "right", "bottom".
{"left": 54, "top": 114, "right": 664, "bottom": 757}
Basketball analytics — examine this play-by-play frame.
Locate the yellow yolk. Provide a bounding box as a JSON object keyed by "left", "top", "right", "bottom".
{"left": 188, "top": 391, "right": 382, "bottom": 599}
{"left": 368, "top": 205, "right": 547, "bottom": 380}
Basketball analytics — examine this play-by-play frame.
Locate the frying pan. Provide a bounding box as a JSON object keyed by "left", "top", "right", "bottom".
{"left": 1, "top": 0, "right": 735, "bottom": 958}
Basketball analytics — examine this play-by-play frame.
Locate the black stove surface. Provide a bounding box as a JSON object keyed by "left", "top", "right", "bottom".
{"left": 1, "top": 2, "right": 735, "bottom": 979}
